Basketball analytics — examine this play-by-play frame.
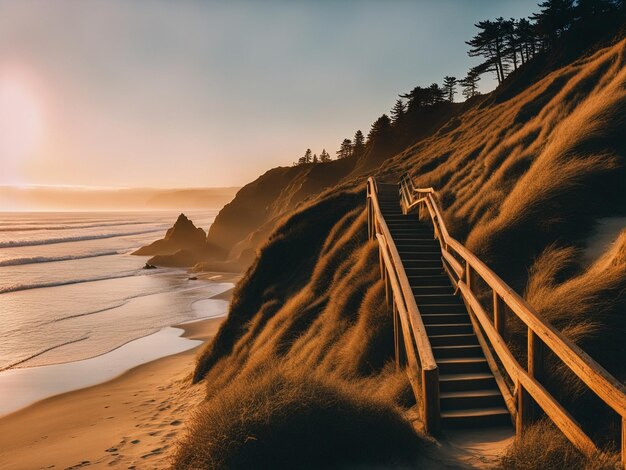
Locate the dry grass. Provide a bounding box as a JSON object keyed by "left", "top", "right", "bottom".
{"left": 172, "top": 369, "right": 423, "bottom": 469}
{"left": 495, "top": 420, "right": 620, "bottom": 470}
{"left": 176, "top": 37, "right": 626, "bottom": 468}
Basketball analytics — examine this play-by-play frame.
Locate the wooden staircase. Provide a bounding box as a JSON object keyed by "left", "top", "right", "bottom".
{"left": 376, "top": 183, "right": 510, "bottom": 429}
{"left": 368, "top": 175, "right": 626, "bottom": 466}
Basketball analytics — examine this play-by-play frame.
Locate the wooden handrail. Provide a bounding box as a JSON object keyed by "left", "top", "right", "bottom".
{"left": 367, "top": 177, "right": 440, "bottom": 433}
{"left": 399, "top": 172, "right": 626, "bottom": 467}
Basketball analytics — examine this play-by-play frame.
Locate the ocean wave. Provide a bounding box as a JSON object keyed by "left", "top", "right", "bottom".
{"left": 0, "top": 250, "right": 121, "bottom": 267}
{"left": 0, "top": 228, "right": 164, "bottom": 248}
{"left": 0, "top": 220, "right": 157, "bottom": 232}
{"left": 0, "top": 270, "right": 155, "bottom": 294}
{"left": 0, "top": 334, "right": 91, "bottom": 372}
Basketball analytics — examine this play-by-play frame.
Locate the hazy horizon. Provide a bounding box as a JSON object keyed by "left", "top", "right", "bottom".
{"left": 0, "top": 185, "right": 240, "bottom": 211}
{"left": 0, "top": 0, "right": 538, "bottom": 190}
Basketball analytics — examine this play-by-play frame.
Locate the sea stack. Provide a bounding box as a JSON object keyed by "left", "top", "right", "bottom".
{"left": 132, "top": 213, "right": 206, "bottom": 257}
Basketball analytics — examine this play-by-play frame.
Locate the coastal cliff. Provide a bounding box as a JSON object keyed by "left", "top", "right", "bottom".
{"left": 174, "top": 33, "right": 626, "bottom": 468}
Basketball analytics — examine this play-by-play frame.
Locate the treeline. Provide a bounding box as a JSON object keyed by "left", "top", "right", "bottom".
{"left": 467, "top": 0, "right": 625, "bottom": 84}
{"left": 294, "top": 0, "right": 625, "bottom": 167}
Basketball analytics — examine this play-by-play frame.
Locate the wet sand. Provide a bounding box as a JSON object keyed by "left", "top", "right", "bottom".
{"left": 0, "top": 294, "right": 231, "bottom": 469}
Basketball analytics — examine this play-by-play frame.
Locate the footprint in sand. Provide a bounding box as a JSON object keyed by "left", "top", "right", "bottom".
{"left": 141, "top": 447, "right": 163, "bottom": 459}
{"left": 170, "top": 420, "right": 182, "bottom": 426}
{"left": 131, "top": 439, "right": 140, "bottom": 444}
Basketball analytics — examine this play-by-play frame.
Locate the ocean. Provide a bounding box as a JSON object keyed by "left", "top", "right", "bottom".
{"left": 0, "top": 210, "right": 232, "bottom": 414}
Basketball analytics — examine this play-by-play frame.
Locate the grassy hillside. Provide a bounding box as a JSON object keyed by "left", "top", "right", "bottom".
{"left": 175, "top": 37, "right": 626, "bottom": 468}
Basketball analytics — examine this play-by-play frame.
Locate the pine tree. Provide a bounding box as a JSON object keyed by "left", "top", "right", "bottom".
{"left": 460, "top": 69, "right": 481, "bottom": 100}
{"left": 304, "top": 148, "right": 312, "bottom": 164}
{"left": 336, "top": 139, "right": 353, "bottom": 159}
{"left": 531, "top": 0, "right": 575, "bottom": 44}
{"left": 353, "top": 130, "right": 365, "bottom": 158}
{"left": 367, "top": 114, "right": 392, "bottom": 145}
{"left": 574, "top": 0, "right": 618, "bottom": 22}
{"left": 516, "top": 18, "right": 538, "bottom": 63}
{"left": 400, "top": 85, "right": 431, "bottom": 111}
{"left": 313, "top": 154, "right": 318, "bottom": 164}
{"left": 443, "top": 76, "right": 457, "bottom": 102}
{"left": 390, "top": 98, "right": 406, "bottom": 124}
{"left": 428, "top": 83, "right": 446, "bottom": 104}
{"left": 319, "top": 149, "right": 331, "bottom": 162}
{"left": 502, "top": 19, "right": 519, "bottom": 71}
{"left": 466, "top": 19, "right": 508, "bottom": 83}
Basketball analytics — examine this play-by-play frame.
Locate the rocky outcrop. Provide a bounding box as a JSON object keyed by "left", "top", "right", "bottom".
{"left": 133, "top": 213, "right": 206, "bottom": 257}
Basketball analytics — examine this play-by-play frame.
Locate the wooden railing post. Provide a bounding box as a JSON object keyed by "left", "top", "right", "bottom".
{"left": 621, "top": 417, "right": 625, "bottom": 470}
{"left": 385, "top": 273, "right": 393, "bottom": 309}
{"left": 516, "top": 382, "right": 533, "bottom": 435}
{"left": 393, "top": 304, "right": 401, "bottom": 369}
{"left": 493, "top": 291, "right": 506, "bottom": 338}
{"left": 367, "top": 199, "right": 370, "bottom": 238}
{"left": 393, "top": 303, "right": 406, "bottom": 368}
{"left": 422, "top": 368, "right": 440, "bottom": 434}
{"left": 466, "top": 262, "right": 474, "bottom": 293}
{"left": 521, "top": 328, "right": 545, "bottom": 424}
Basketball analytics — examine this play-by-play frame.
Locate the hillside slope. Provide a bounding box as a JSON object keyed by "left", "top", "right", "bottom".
{"left": 177, "top": 37, "right": 626, "bottom": 467}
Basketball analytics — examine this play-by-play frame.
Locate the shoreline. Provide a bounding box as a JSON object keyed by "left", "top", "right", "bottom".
{"left": 0, "top": 281, "right": 236, "bottom": 469}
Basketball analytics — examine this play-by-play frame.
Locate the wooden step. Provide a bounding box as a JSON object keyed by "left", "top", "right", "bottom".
{"left": 419, "top": 304, "right": 467, "bottom": 314}
{"left": 439, "top": 372, "right": 496, "bottom": 392}
{"left": 407, "top": 275, "right": 450, "bottom": 286}
{"left": 413, "top": 294, "right": 463, "bottom": 305}
{"left": 402, "top": 265, "right": 444, "bottom": 275}
{"left": 425, "top": 323, "right": 473, "bottom": 336}
{"left": 395, "top": 237, "right": 435, "bottom": 242}
{"left": 421, "top": 313, "right": 469, "bottom": 324}
{"left": 440, "top": 389, "right": 504, "bottom": 410}
{"left": 436, "top": 357, "right": 489, "bottom": 374}
{"left": 411, "top": 286, "right": 455, "bottom": 295}
{"left": 399, "top": 257, "right": 441, "bottom": 267}
{"left": 432, "top": 344, "right": 484, "bottom": 358}
{"left": 396, "top": 240, "right": 439, "bottom": 247}
{"left": 441, "top": 407, "right": 511, "bottom": 428}
{"left": 397, "top": 250, "right": 440, "bottom": 260}
{"left": 429, "top": 333, "right": 479, "bottom": 347}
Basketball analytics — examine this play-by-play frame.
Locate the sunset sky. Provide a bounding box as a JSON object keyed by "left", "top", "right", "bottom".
{"left": 0, "top": 0, "right": 538, "bottom": 189}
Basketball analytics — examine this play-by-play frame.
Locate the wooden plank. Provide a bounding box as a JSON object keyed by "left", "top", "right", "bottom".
{"left": 516, "top": 383, "right": 533, "bottom": 436}
{"left": 393, "top": 305, "right": 401, "bottom": 369}
{"left": 519, "top": 368, "right": 597, "bottom": 457}
{"left": 466, "top": 263, "right": 474, "bottom": 293}
{"left": 398, "top": 173, "right": 620, "bottom": 460}
{"left": 442, "top": 249, "right": 463, "bottom": 280}
{"left": 422, "top": 367, "right": 440, "bottom": 434}
{"left": 458, "top": 282, "right": 520, "bottom": 383}
{"left": 397, "top": 174, "right": 626, "bottom": 418}
{"left": 622, "top": 416, "right": 626, "bottom": 468}
{"left": 528, "top": 329, "right": 544, "bottom": 381}
{"left": 456, "top": 241, "right": 626, "bottom": 416}
{"left": 375, "top": 233, "right": 437, "bottom": 372}
{"left": 493, "top": 291, "right": 506, "bottom": 337}
{"left": 466, "top": 301, "right": 517, "bottom": 421}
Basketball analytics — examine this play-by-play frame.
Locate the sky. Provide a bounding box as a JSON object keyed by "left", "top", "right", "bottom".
{"left": 0, "top": 0, "right": 540, "bottom": 189}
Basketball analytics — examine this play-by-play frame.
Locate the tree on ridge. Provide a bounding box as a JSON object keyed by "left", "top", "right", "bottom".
{"left": 320, "top": 149, "right": 331, "bottom": 162}
{"left": 336, "top": 139, "right": 353, "bottom": 159}
{"left": 353, "top": 130, "right": 365, "bottom": 158}
{"left": 443, "top": 76, "right": 457, "bottom": 102}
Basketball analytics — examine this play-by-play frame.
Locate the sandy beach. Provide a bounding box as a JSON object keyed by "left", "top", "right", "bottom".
{"left": 0, "top": 291, "right": 232, "bottom": 469}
